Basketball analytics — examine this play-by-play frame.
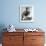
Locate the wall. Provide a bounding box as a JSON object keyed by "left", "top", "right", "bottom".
{"left": 0, "top": 0, "right": 46, "bottom": 43}
{"left": 0, "top": 0, "right": 46, "bottom": 29}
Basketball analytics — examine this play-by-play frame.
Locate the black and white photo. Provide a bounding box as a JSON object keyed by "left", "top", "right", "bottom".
{"left": 20, "top": 5, "right": 34, "bottom": 22}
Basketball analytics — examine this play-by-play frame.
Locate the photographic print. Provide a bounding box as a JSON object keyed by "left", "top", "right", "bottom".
{"left": 20, "top": 5, "right": 34, "bottom": 22}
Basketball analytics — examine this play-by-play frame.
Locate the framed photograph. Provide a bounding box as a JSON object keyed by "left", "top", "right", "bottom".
{"left": 20, "top": 5, "right": 34, "bottom": 22}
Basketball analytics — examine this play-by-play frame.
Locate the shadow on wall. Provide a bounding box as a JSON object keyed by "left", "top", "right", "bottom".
{"left": 0, "top": 24, "right": 7, "bottom": 43}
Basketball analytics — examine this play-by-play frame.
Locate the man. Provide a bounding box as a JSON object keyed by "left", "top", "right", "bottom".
{"left": 21, "top": 7, "right": 32, "bottom": 20}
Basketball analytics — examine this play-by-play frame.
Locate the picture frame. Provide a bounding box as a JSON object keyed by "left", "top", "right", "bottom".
{"left": 20, "top": 5, "right": 34, "bottom": 22}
